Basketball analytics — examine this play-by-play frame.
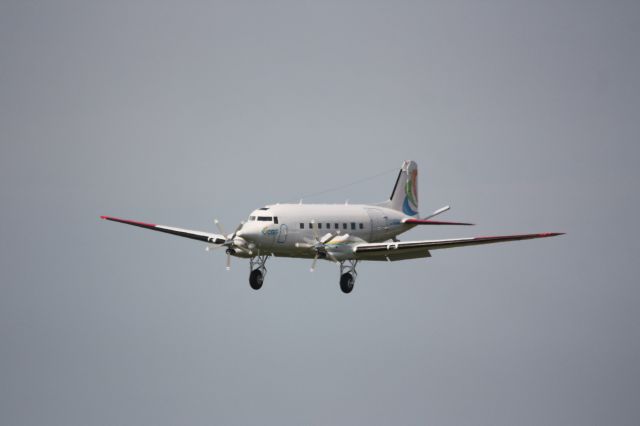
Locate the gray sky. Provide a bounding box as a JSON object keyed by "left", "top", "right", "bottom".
{"left": 1, "top": 1, "right": 639, "bottom": 425}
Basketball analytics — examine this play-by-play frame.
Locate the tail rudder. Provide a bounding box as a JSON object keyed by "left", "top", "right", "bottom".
{"left": 388, "top": 160, "right": 419, "bottom": 217}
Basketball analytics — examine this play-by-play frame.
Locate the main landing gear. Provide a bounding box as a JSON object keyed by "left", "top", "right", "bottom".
{"left": 339, "top": 260, "right": 358, "bottom": 294}
{"left": 247, "top": 255, "right": 358, "bottom": 294}
{"left": 249, "top": 255, "right": 269, "bottom": 290}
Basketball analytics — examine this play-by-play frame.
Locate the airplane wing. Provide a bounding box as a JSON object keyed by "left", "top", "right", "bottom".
{"left": 353, "top": 232, "right": 564, "bottom": 261}
{"left": 100, "top": 216, "right": 226, "bottom": 244}
{"left": 404, "top": 218, "right": 474, "bottom": 226}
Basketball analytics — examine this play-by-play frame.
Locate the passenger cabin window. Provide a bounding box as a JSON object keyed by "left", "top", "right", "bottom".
{"left": 326, "top": 223, "right": 330, "bottom": 229}
{"left": 359, "top": 223, "right": 364, "bottom": 229}
{"left": 318, "top": 223, "right": 322, "bottom": 229}
{"left": 309, "top": 223, "right": 313, "bottom": 229}
{"left": 334, "top": 223, "right": 339, "bottom": 229}
{"left": 300, "top": 223, "right": 304, "bottom": 229}
{"left": 351, "top": 222, "right": 356, "bottom": 230}
{"left": 343, "top": 223, "right": 347, "bottom": 229}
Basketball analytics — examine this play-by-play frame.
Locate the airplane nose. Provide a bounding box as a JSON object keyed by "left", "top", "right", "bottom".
{"left": 236, "top": 226, "right": 254, "bottom": 240}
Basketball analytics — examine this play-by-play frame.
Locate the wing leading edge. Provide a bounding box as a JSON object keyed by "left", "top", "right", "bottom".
{"left": 100, "top": 216, "right": 226, "bottom": 244}
{"left": 353, "top": 232, "right": 564, "bottom": 261}
{"left": 404, "top": 218, "right": 475, "bottom": 226}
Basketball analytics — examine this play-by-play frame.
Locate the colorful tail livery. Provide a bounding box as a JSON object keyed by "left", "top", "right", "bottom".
{"left": 388, "top": 160, "right": 419, "bottom": 216}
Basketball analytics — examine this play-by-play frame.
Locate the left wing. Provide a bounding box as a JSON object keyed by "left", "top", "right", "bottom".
{"left": 353, "top": 232, "right": 564, "bottom": 261}
{"left": 100, "top": 216, "right": 226, "bottom": 244}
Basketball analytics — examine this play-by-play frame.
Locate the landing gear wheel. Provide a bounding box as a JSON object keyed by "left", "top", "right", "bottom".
{"left": 248, "top": 255, "right": 269, "bottom": 290}
{"left": 249, "top": 269, "right": 264, "bottom": 290}
{"left": 340, "top": 273, "right": 354, "bottom": 294}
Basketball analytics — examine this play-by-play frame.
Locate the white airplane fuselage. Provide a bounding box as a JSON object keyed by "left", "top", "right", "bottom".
{"left": 236, "top": 204, "right": 410, "bottom": 260}
{"left": 101, "top": 159, "right": 563, "bottom": 293}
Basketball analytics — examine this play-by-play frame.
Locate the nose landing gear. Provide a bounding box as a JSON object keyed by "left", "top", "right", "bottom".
{"left": 339, "top": 260, "right": 358, "bottom": 294}
{"left": 249, "top": 255, "right": 269, "bottom": 290}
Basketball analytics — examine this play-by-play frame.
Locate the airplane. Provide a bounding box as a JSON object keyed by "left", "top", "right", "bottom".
{"left": 101, "top": 160, "right": 564, "bottom": 294}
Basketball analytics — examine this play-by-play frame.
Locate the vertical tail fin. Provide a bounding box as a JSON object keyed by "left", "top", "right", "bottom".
{"left": 388, "top": 160, "right": 419, "bottom": 217}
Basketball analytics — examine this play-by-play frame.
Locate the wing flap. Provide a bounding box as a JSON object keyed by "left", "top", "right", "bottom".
{"left": 100, "top": 216, "right": 226, "bottom": 244}
{"left": 355, "top": 246, "right": 432, "bottom": 261}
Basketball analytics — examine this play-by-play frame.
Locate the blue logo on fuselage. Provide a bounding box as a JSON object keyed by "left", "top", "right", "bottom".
{"left": 261, "top": 226, "right": 279, "bottom": 236}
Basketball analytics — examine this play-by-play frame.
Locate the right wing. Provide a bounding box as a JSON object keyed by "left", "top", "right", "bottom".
{"left": 403, "top": 218, "right": 474, "bottom": 226}
{"left": 101, "top": 216, "right": 226, "bottom": 244}
{"left": 353, "top": 232, "right": 564, "bottom": 261}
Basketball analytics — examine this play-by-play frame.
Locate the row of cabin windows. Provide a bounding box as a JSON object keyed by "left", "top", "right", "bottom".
{"left": 246, "top": 216, "right": 363, "bottom": 230}
{"left": 248, "top": 216, "right": 279, "bottom": 224}
{"left": 300, "top": 222, "right": 364, "bottom": 230}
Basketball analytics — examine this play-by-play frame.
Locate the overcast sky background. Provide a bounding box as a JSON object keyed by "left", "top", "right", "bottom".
{"left": 1, "top": 1, "right": 639, "bottom": 425}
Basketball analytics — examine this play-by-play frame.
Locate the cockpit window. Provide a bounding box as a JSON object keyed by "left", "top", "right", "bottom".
{"left": 258, "top": 207, "right": 269, "bottom": 211}
{"left": 249, "top": 216, "right": 256, "bottom": 221}
{"left": 257, "top": 216, "right": 272, "bottom": 221}
{"left": 273, "top": 217, "right": 279, "bottom": 224}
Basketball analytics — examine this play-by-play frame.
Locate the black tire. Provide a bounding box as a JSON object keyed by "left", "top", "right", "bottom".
{"left": 249, "top": 269, "right": 264, "bottom": 290}
{"left": 340, "top": 273, "right": 354, "bottom": 294}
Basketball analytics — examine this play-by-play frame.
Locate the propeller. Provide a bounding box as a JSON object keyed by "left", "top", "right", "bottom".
{"left": 295, "top": 220, "right": 342, "bottom": 271}
{"left": 210, "top": 219, "right": 246, "bottom": 270}
{"left": 214, "top": 219, "right": 226, "bottom": 235}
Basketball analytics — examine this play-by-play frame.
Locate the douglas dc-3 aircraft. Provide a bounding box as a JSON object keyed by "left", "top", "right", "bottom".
{"left": 101, "top": 161, "right": 563, "bottom": 293}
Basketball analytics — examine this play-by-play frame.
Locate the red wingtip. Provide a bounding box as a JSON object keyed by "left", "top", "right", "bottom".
{"left": 100, "top": 216, "right": 157, "bottom": 227}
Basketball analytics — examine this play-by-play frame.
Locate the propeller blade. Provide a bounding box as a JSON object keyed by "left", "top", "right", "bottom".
{"left": 214, "top": 219, "right": 226, "bottom": 235}
{"left": 226, "top": 252, "right": 231, "bottom": 270}
{"left": 326, "top": 251, "right": 339, "bottom": 263}
{"left": 329, "top": 233, "right": 349, "bottom": 244}
{"left": 310, "top": 254, "right": 319, "bottom": 272}
{"left": 295, "top": 242, "right": 314, "bottom": 249}
{"left": 320, "top": 232, "right": 334, "bottom": 244}
{"left": 228, "top": 221, "right": 244, "bottom": 240}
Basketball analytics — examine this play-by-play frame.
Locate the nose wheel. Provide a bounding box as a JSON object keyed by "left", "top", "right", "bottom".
{"left": 339, "top": 260, "right": 358, "bottom": 294}
{"left": 249, "top": 255, "right": 269, "bottom": 290}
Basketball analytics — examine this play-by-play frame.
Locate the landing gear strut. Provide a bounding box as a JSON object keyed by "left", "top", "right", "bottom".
{"left": 339, "top": 260, "right": 358, "bottom": 294}
{"left": 249, "top": 255, "right": 269, "bottom": 290}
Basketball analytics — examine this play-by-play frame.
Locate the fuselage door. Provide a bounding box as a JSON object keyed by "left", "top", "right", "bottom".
{"left": 277, "top": 224, "right": 288, "bottom": 244}
{"left": 365, "top": 208, "right": 388, "bottom": 241}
